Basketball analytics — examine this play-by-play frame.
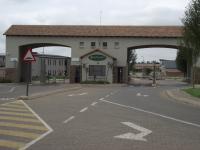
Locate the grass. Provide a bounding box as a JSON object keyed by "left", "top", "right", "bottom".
{"left": 183, "top": 88, "right": 200, "bottom": 98}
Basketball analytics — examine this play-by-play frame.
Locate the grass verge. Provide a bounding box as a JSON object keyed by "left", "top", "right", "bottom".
{"left": 183, "top": 88, "right": 200, "bottom": 98}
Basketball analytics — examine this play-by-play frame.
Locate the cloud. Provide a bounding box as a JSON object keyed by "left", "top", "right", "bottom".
{"left": 0, "top": 0, "right": 189, "bottom": 58}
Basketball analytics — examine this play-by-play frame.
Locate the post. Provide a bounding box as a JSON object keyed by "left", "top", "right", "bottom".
{"left": 26, "top": 63, "right": 30, "bottom": 96}
{"left": 153, "top": 61, "right": 156, "bottom": 85}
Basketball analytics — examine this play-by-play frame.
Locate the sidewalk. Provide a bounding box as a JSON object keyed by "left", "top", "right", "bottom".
{"left": 166, "top": 88, "right": 200, "bottom": 107}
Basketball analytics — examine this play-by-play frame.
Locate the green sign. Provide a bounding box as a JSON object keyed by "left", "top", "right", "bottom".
{"left": 89, "top": 54, "right": 106, "bottom": 61}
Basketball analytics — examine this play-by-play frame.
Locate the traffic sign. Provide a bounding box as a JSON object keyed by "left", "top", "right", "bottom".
{"left": 23, "top": 48, "right": 36, "bottom": 62}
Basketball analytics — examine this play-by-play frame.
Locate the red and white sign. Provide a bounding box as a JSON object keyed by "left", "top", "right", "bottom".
{"left": 23, "top": 48, "right": 36, "bottom": 62}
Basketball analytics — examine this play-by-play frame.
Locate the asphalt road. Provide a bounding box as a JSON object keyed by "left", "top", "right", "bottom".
{"left": 14, "top": 80, "right": 200, "bottom": 150}
{"left": 0, "top": 82, "right": 73, "bottom": 104}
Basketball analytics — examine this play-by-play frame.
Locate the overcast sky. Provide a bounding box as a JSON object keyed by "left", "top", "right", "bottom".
{"left": 0, "top": 0, "right": 190, "bottom": 61}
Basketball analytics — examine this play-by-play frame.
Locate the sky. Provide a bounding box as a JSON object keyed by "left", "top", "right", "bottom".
{"left": 0, "top": 0, "right": 190, "bottom": 61}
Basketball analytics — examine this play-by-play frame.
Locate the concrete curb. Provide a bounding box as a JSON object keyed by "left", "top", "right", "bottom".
{"left": 166, "top": 89, "right": 200, "bottom": 107}
{"left": 18, "top": 86, "right": 82, "bottom": 100}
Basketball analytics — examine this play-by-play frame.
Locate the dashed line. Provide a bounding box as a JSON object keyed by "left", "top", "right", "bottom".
{"left": 91, "top": 102, "right": 98, "bottom": 106}
{"left": 99, "top": 98, "right": 104, "bottom": 101}
{"left": 79, "top": 93, "right": 88, "bottom": 96}
{"left": 80, "top": 107, "right": 88, "bottom": 113}
{"left": 63, "top": 116, "right": 75, "bottom": 124}
{"left": 68, "top": 94, "right": 74, "bottom": 97}
{"left": 105, "top": 95, "right": 110, "bottom": 98}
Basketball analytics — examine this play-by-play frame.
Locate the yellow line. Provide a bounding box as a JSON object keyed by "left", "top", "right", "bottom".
{"left": 0, "top": 107, "right": 29, "bottom": 112}
{"left": 0, "top": 122, "right": 48, "bottom": 131}
{"left": 0, "top": 139, "right": 25, "bottom": 149}
{"left": 0, "top": 111, "right": 35, "bottom": 117}
{"left": 0, "top": 116, "right": 41, "bottom": 123}
{"left": 4, "top": 104, "right": 26, "bottom": 109}
{"left": 0, "top": 129, "right": 40, "bottom": 139}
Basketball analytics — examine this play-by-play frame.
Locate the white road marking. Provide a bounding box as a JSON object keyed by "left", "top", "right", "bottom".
{"left": 114, "top": 122, "right": 152, "bottom": 141}
{"left": 143, "top": 95, "right": 149, "bottom": 97}
{"left": 0, "top": 98, "right": 15, "bottom": 101}
{"left": 79, "top": 93, "right": 88, "bottom": 96}
{"left": 80, "top": 107, "right": 88, "bottom": 113}
{"left": 136, "top": 93, "right": 141, "bottom": 96}
{"left": 9, "top": 87, "right": 16, "bottom": 93}
{"left": 91, "top": 102, "right": 98, "bottom": 106}
{"left": 20, "top": 100, "right": 53, "bottom": 150}
{"left": 105, "top": 95, "right": 110, "bottom": 98}
{"left": 99, "top": 98, "right": 104, "bottom": 101}
{"left": 99, "top": 99, "right": 200, "bottom": 128}
{"left": 63, "top": 116, "right": 75, "bottom": 124}
{"left": 110, "top": 92, "right": 113, "bottom": 95}
{"left": 68, "top": 94, "right": 74, "bottom": 97}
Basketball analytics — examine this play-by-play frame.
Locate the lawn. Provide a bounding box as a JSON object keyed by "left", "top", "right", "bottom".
{"left": 183, "top": 88, "right": 200, "bottom": 98}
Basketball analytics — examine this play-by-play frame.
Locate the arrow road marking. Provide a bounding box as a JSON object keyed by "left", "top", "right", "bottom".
{"left": 114, "top": 122, "right": 152, "bottom": 141}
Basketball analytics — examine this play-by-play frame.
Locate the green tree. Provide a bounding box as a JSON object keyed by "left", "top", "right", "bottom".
{"left": 182, "top": 0, "right": 200, "bottom": 88}
{"left": 127, "top": 50, "right": 137, "bottom": 73}
{"left": 176, "top": 48, "right": 188, "bottom": 77}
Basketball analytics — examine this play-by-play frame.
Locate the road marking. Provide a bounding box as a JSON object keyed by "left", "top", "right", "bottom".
{"left": 0, "top": 116, "right": 41, "bottom": 123}
{"left": 110, "top": 92, "right": 113, "bottom": 95}
{"left": 0, "top": 129, "right": 40, "bottom": 139}
{"left": 9, "top": 87, "right": 16, "bottom": 93}
{"left": 0, "top": 140, "right": 25, "bottom": 149}
{"left": 99, "top": 98, "right": 104, "bottom": 101}
{"left": 20, "top": 100, "right": 53, "bottom": 150}
{"left": 0, "top": 98, "right": 15, "bottom": 101}
{"left": 0, "top": 107, "right": 29, "bottom": 112}
{"left": 114, "top": 122, "right": 152, "bottom": 141}
{"left": 79, "top": 92, "right": 88, "bottom": 96}
{"left": 68, "top": 94, "right": 74, "bottom": 97}
{"left": 91, "top": 102, "right": 98, "bottom": 106}
{"left": 105, "top": 95, "right": 110, "bottom": 98}
{"left": 136, "top": 93, "right": 141, "bottom": 96}
{"left": 63, "top": 116, "right": 75, "bottom": 124}
{"left": 99, "top": 99, "right": 200, "bottom": 128}
{"left": 0, "top": 111, "right": 35, "bottom": 117}
{"left": 3, "top": 104, "right": 26, "bottom": 109}
{"left": 0, "top": 122, "right": 48, "bottom": 131}
{"left": 143, "top": 95, "right": 149, "bottom": 97}
{"left": 80, "top": 107, "right": 88, "bottom": 113}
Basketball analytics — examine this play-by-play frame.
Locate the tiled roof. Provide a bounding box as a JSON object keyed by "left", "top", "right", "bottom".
{"left": 4, "top": 25, "right": 183, "bottom": 38}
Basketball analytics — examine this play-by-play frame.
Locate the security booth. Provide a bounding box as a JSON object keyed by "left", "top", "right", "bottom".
{"left": 80, "top": 49, "right": 116, "bottom": 83}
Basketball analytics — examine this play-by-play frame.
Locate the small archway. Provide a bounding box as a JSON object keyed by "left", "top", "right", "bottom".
{"left": 18, "top": 43, "right": 71, "bottom": 82}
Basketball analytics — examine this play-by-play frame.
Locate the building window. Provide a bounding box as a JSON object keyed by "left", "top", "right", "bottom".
{"left": 103, "top": 42, "right": 107, "bottom": 49}
{"left": 114, "top": 42, "right": 119, "bottom": 49}
{"left": 80, "top": 42, "right": 84, "bottom": 48}
{"left": 91, "top": 42, "right": 96, "bottom": 48}
{"left": 89, "top": 65, "right": 106, "bottom": 76}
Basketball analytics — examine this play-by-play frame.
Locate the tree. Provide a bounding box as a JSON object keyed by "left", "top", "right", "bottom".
{"left": 127, "top": 50, "right": 137, "bottom": 73}
{"left": 176, "top": 48, "right": 188, "bottom": 77}
{"left": 182, "top": 0, "right": 200, "bottom": 88}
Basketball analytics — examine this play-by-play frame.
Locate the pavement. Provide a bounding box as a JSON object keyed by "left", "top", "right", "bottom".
{"left": 165, "top": 87, "right": 200, "bottom": 108}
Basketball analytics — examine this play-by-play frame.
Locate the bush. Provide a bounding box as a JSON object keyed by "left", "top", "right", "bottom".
{"left": 80, "top": 80, "right": 110, "bottom": 84}
{"left": 0, "top": 78, "right": 12, "bottom": 83}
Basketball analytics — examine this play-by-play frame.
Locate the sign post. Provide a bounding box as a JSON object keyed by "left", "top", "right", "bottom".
{"left": 23, "top": 48, "right": 36, "bottom": 97}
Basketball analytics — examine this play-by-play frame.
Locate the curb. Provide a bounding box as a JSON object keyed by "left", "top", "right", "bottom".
{"left": 165, "top": 89, "right": 200, "bottom": 107}
{"left": 18, "top": 86, "right": 82, "bottom": 100}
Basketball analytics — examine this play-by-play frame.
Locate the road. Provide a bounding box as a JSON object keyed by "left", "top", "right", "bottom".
{"left": 0, "top": 80, "right": 200, "bottom": 150}
{"left": 0, "top": 82, "right": 73, "bottom": 104}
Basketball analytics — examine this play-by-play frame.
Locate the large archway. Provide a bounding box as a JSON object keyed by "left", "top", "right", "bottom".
{"left": 127, "top": 44, "right": 182, "bottom": 85}
{"left": 18, "top": 43, "right": 71, "bottom": 82}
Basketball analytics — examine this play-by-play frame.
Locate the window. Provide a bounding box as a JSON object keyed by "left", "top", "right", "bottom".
{"left": 89, "top": 65, "right": 106, "bottom": 76}
{"left": 103, "top": 42, "right": 107, "bottom": 49}
{"left": 80, "top": 42, "right": 84, "bottom": 48}
{"left": 114, "top": 42, "right": 119, "bottom": 49}
{"left": 91, "top": 42, "right": 96, "bottom": 48}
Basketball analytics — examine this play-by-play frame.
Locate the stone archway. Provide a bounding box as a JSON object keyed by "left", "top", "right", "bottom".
{"left": 127, "top": 44, "right": 181, "bottom": 85}
{"left": 18, "top": 43, "right": 70, "bottom": 82}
